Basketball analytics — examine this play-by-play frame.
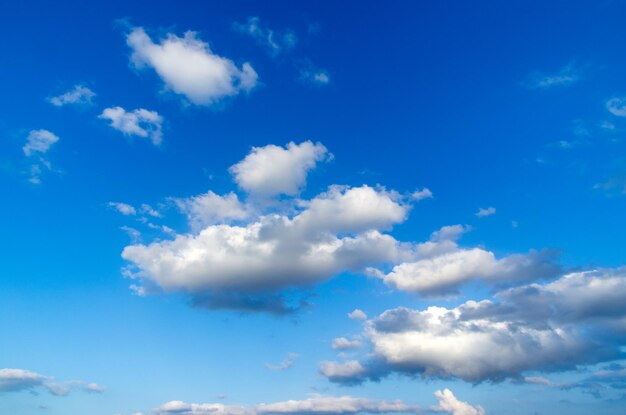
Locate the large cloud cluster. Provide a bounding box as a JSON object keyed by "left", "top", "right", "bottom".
{"left": 121, "top": 141, "right": 561, "bottom": 314}
{"left": 321, "top": 268, "right": 626, "bottom": 384}
{"left": 151, "top": 390, "right": 481, "bottom": 415}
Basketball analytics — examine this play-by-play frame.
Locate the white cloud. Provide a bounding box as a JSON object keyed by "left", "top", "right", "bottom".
{"left": 174, "top": 191, "right": 249, "bottom": 231}
{"left": 381, "top": 247, "right": 559, "bottom": 296}
{"left": 122, "top": 196, "right": 403, "bottom": 313}
{"left": 410, "top": 188, "right": 433, "bottom": 201}
{"left": 475, "top": 207, "right": 495, "bottom": 218}
{"left": 257, "top": 395, "right": 421, "bottom": 415}
{"left": 153, "top": 394, "right": 428, "bottom": 415}
{"left": 234, "top": 17, "right": 297, "bottom": 56}
{"left": 122, "top": 184, "right": 408, "bottom": 307}
{"left": 99, "top": 106, "right": 163, "bottom": 145}
{"left": 300, "top": 68, "right": 330, "bottom": 86}
{"left": 348, "top": 309, "right": 367, "bottom": 320}
{"left": 432, "top": 389, "right": 485, "bottom": 415}
{"left": 230, "top": 141, "right": 330, "bottom": 197}
{"left": 127, "top": 27, "right": 258, "bottom": 105}
{"left": 322, "top": 268, "right": 626, "bottom": 384}
{"left": 332, "top": 337, "right": 361, "bottom": 350}
{"left": 23, "top": 129, "right": 59, "bottom": 156}
{"left": 0, "top": 369, "right": 47, "bottom": 393}
{"left": 525, "top": 63, "right": 580, "bottom": 89}
{"left": 109, "top": 202, "right": 137, "bottom": 216}
{"left": 141, "top": 204, "right": 161, "bottom": 217}
{"left": 319, "top": 361, "right": 367, "bottom": 384}
{"left": 607, "top": 97, "right": 626, "bottom": 117}
{"left": 48, "top": 84, "right": 95, "bottom": 107}
{"left": 155, "top": 401, "right": 253, "bottom": 415}
{"left": 0, "top": 368, "right": 103, "bottom": 397}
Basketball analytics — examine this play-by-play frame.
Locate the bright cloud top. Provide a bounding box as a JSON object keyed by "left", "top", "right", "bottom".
{"left": 229, "top": 141, "right": 330, "bottom": 197}
{"left": 48, "top": 84, "right": 96, "bottom": 107}
{"left": 99, "top": 106, "right": 163, "bottom": 145}
{"left": 127, "top": 27, "right": 258, "bottom": 105}
{"left": 432, "top": 389, "right": 485, "bottom": 415}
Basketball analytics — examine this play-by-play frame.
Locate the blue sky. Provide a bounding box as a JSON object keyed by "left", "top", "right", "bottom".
{"left": 2, "top": 1, "right": 626, "bottom": 414}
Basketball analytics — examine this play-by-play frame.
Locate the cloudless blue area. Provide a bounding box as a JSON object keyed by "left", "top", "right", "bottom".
{"left": 1, "top": 1, "right": 626, "bottom": 414}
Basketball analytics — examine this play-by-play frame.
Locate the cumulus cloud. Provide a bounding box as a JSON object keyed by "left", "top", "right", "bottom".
{"left": 348, "top": 309, "right": 367, "bottom": 320}
{"left": 99, "top": 106, "right": 163, "bottom": 145}
{"left": 234, "top": 17, "right": 297, "bottom": 56}
{"left": 229, "top": 141, "right": 330, "bottom": 197}
{"left": 381, "top": 247, "right": 560, "bottom": 296}
{"left": 153, "top": 394, "right": 430, "bottom": 415}
{"left": 432, "top": 389, "right": 484, "bottom": 415}
{"left": 23, "top": 129, "right": 59, "bottom": 156}
{"left": 48, "top": 84, "right": 95, "bottom": 107}
{"left": 122, "top": 184, "right": 407, "bottom": 313}
{"left": 321, "top": 268, "right": 626, "bottom": 384}
{"left": 332, "top": 337, "right": 361, "bottom": 350}
{"left": 127, "top": 27, "right": 257, "bottom": 105}
{"left": 475, "top": 207, "right": 495, "bottom": 218}
{"left": 319, "top": 361, "right": 368, "bottom": 385}
{"left": 525, "top": 63, "right": 581, "bottom": 89}
{"left": 120, "top": 141, "right": 562, "bottom": 314}
{"left": 0, "top": 368, "right": 104, "bottom": 396}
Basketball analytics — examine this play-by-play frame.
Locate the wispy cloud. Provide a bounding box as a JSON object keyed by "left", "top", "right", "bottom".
{"left": 265, "top": 352, "right": 299, "bottom": 371}
{"left": 48, "top": 84, "right": 96, "bottom": 107}
{"left": 234, "top": 17, "right": 297, "bottom": 56}
{"left": 525, "top": 62, "right": 581, "bottom": 89}
{"left": 475, "top": 206, "right": 496, "bottom": 217}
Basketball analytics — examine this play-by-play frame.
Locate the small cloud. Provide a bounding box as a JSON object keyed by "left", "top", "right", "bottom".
{"left": 299, "top": 67, "right": 330, "bottom": 86}
{"left": 23, "top": 130, "right": 59, "bottom": 184}
{"left": 475, "top": 206, "right": 496, "bottom": 218}
{"left": 140, "top": 203, "right": 160, "bottom": 217}
{"left": 48, "top": 85, "right": 95, "bottom": 107}
{"left": 525, "top": 62, "right": 581, "bottom": 89}
{"left": 99, "top": 106, "right": 163, "bottom": 145}
{"left": 127, "top": 27, "right": 257, "bottom": 106}
{"left": 512, "top": 220, "right": 519, "bottom": 228}
{"left": 109, "top": 202, "right": 137, "bottom": 216}
{"left": 331, "top": 337, "right": 361, "bottom": 351}
{"left": 411, "top": 187, "right": 433, "bottom": 201}
{"left": 607, "top": 97, "right": 626, "bottom": 117}
{"left": 23, "top": 129, "right": 59, "bottom": 157}
{"left": 83, "top": 383, "right": 106, "bottom": 393}
{"left": 432, "top": 389, "right": 485, "bottom": 415}
{"left": 347, "top": 309, "right": 367, "bottom": 320}
{"left": 265, "top": 352, "right": 299, "bottom": 371}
